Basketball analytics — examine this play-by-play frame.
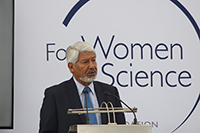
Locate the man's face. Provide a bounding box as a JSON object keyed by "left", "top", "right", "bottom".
{"left": 68, "top": 51, "right": 97, "bottom": 86}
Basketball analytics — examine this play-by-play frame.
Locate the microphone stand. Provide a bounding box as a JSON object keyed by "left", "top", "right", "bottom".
{"left": 105, "top": 91, "right": 137, "bottom": 124}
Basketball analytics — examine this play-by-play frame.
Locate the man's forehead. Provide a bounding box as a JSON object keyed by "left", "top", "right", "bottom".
{"left": 78, "top": 51, "right": 96, "bottom": 60}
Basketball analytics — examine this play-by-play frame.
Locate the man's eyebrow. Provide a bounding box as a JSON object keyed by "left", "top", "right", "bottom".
{"left": 81, "top": 57, "right": 90, "bottom": 61}
{"left": 92, "top": 56, "right": 96, "bottom": 59}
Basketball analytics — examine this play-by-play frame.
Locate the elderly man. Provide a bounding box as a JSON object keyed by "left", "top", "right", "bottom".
{"left": 39, "top": 41, "right": 125, "bottom": 133}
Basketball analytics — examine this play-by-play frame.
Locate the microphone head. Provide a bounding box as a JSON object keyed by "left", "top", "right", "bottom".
{"left": 104, "top": 91, "right": 110, "bottom": 96}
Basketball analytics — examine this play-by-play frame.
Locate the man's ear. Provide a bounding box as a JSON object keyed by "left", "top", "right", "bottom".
{"left": 68, "top": 63, "right": 75, "bottom": 73}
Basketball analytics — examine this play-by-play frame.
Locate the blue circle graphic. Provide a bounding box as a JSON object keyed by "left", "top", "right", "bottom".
{"left": 62, "top": 0, "right": 200, "bottom": 132}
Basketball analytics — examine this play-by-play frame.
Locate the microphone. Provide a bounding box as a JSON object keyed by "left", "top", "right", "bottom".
{"left": 104, "top": 91, "right": 137, "bottom": 124}
{"left": 84, "top": 90, "right": 90, "bottom": 124}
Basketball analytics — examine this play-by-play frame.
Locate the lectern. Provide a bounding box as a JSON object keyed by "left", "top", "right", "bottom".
{"left": 67, "top": 102, "right": 152, "bottom": 133}
{"left": 68, "top": 124, "right": 152, "bottom": 133}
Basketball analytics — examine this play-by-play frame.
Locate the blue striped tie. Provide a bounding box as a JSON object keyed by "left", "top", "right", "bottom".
{"left": 83, "top": 87, "right": 98, "bottom": 124}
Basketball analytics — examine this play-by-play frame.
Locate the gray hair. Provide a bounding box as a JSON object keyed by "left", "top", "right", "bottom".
{"left": 66, "top": 41, "right": 96, "bottom": 65}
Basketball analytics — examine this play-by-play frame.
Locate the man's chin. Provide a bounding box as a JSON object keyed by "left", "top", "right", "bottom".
{"left": 80, "top": 76, "right": 96, "bottom": 83}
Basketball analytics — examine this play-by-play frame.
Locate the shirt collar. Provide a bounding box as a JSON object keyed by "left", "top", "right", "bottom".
{"left": 73, "top": 77, "right": 95, "bottom": 96}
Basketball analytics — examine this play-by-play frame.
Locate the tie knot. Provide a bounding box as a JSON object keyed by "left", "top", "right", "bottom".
{"left": 83, "top": 87, "right": 90, "bottom": 93}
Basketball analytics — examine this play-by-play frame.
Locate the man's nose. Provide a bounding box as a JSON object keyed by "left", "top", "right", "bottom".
{"left": 88, "top": 60, "right": 95, "bottom": 68}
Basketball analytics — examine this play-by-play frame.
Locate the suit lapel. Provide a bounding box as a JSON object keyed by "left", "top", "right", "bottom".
{"left": 64, "top": 78, "right": 86, "bottom": 123}
{"left": 93, "top": 81, "right": 108, "bottom": 124}
{"left": 94, "top": 82, "right": 105, "bottom": 106}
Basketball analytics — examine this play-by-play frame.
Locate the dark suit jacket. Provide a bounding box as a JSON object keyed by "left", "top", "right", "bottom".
{"left": 39, "top": 77, "right": 125, "bottom": 133}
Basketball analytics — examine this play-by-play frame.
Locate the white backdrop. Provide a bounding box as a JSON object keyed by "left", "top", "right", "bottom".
{"left": 1, "top": 0, "right": 200, "bottom": 133}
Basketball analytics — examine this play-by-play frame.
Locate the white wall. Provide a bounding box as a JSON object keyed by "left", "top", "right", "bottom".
{"left": 1, "top": 0, "right": 200, "bottom": 133}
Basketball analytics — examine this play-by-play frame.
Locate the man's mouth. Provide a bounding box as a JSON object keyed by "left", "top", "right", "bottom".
{"left": 86, "top": 69, "right": 97, "bottom": 76}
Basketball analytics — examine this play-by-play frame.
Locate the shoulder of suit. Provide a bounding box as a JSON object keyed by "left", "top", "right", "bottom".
{"left": 45, "top": 79, "right": 72, "bottom": 92}
{"left": 93, "top": 80, "right": 116, "bottom": 89}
